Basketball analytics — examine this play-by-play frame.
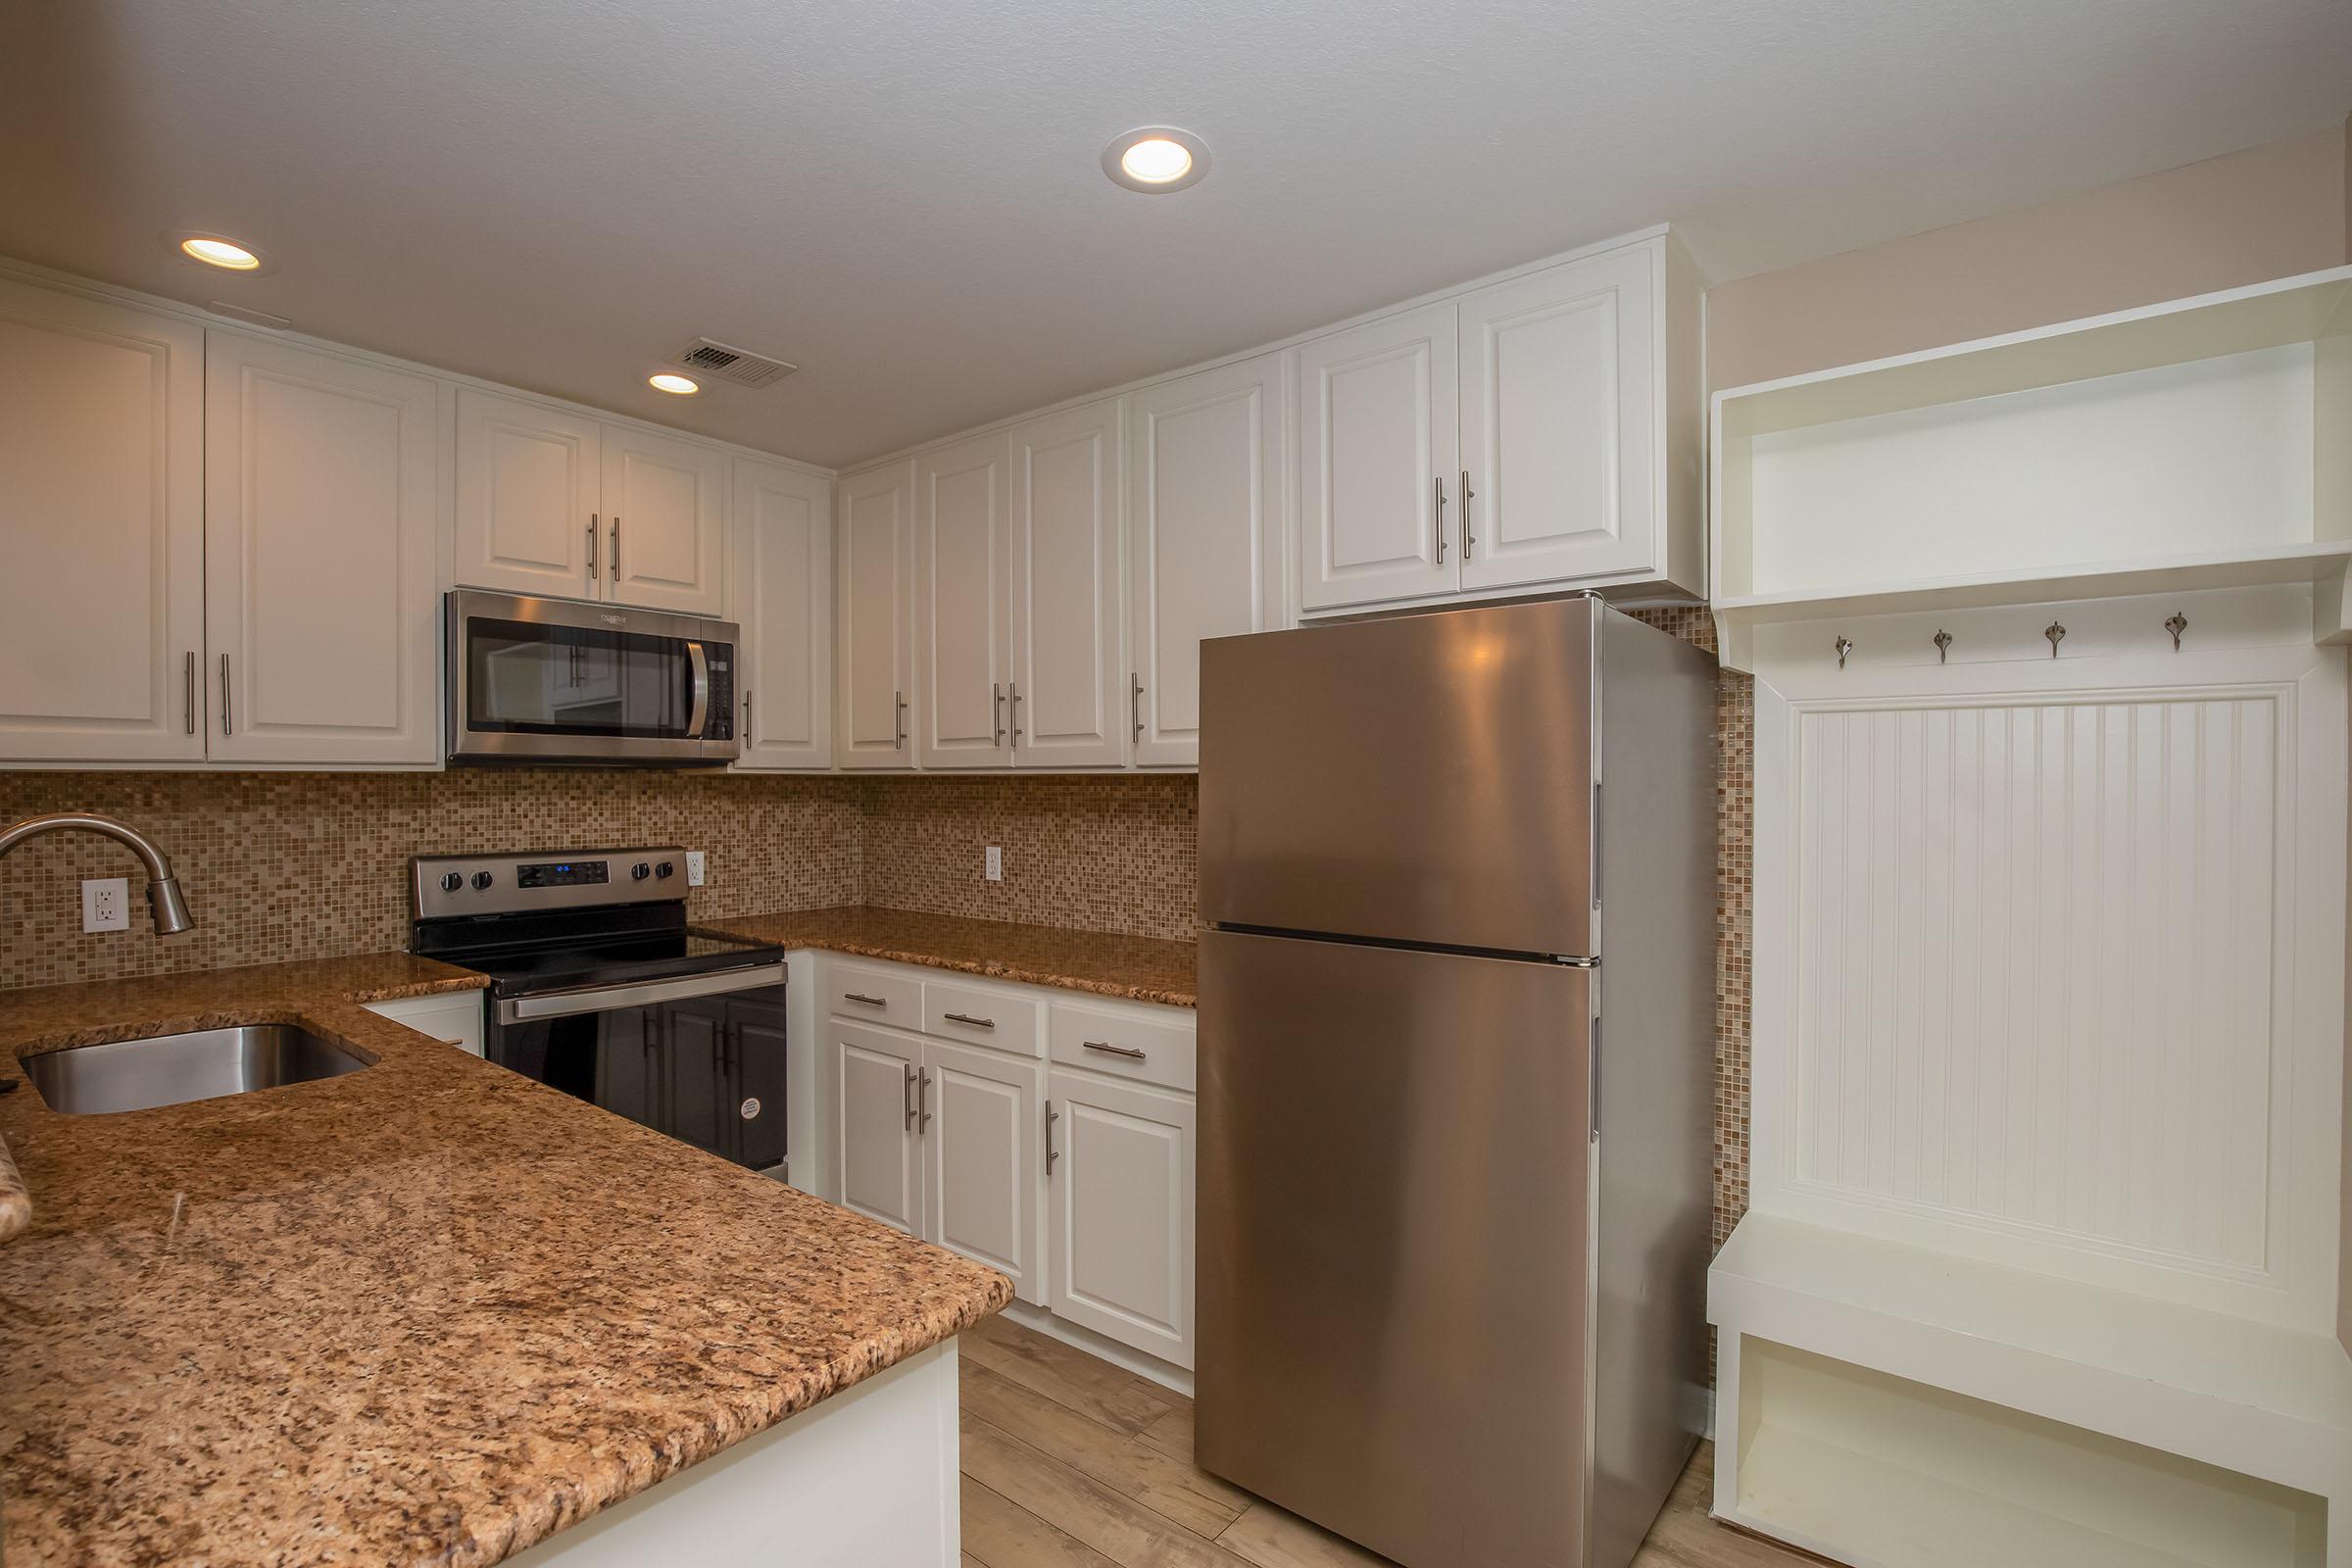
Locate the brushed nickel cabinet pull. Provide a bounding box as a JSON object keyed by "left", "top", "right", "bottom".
{"left": 993, "top": 682, "right": 1005, "bottom": 745}
{"left": 218, "top": 654, "right": 231, "bottom": 735}
{"left": 894, "top": 689, "right": 908, "bottom": 749}
{"left": 610, "top": 517, "right": 620, "bottom": 580}
{"left": 844, "top": 991, "right": 887, "bottom": 1007}
{"left": 903, "top": 1063, "right": 916, "bottom": 1129}
{"left": 183, "top": 651, "right": 196, "bottom": 735}
{"left": 743, "top": 690, "right": 753, "bottom": 743}
{"left": 1461, "top": 469, "right": 1475, "bottom": 560}
{"left": 943, "top": 1011, "right": 995, "bottom": 1030}
{"left": 1434, "top": 474, "right": 1448, "bottom": 563}
{"left": 1130, "top": 672, "right": 1144, "bottom": 746}
{"left": 587, "top": 514, "right": 599, "bottom": 580}
{"left": 1045, "top": 1099, "right": 1060, "bottom": 1175}
{"left": 918, "top": 1068, "right": 933, "bottom": 1129}
{"left": 1081, "top": 1039, "right": 1146, "bottom": 1060}
{"left": 1009, "top": 683, "right": 1023, "bottom": 746}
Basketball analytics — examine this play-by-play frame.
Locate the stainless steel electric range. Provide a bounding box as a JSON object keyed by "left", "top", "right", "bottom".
{"left": 410, "top": 847, "right": 786, "bottom": 1172}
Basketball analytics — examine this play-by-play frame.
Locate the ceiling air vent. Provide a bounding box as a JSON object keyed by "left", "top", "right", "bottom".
{"left": 669, "top": 337, "right": 798, "bottom": 389}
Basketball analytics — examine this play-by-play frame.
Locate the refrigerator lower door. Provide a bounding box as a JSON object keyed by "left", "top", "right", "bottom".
{"left": 1197, "top": 927, "right": 1594, "bottom": 1568}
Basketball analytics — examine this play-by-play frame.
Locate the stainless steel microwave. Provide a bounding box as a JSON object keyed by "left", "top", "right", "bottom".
{"left": 445, "top": 590, "right": 740, "bottom": 766}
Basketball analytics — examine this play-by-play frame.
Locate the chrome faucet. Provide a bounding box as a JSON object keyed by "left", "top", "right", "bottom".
{"left": 0, "top": 812, "right": 195, "bottom": 935}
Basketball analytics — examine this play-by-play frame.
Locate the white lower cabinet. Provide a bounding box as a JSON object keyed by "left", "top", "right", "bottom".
{"left": 361, "top": 991, "right": 485, "bottom": 1056}
{"left": 828, "top": 1016, "right": 1048, "bottom": 1305}
{"left": 1045, "top": 1071, "right": 1195, "bottom": 1370}
{"left": 923, "top": 1039, "right": 1046, "bottom": 1305}
{"left": 830, "top": 1020, "right": 925, "bottom": 1235}
{"left": 819, "top": 957, "right": 1195, "bottom": 1363}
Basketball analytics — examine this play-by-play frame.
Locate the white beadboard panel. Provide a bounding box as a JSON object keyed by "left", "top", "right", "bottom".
{"left": 1790, "top": 696, "right": 2276, "bottom": 1272}
{"left": 1751, "top": 604, "right": 2344, "bottom": 1329}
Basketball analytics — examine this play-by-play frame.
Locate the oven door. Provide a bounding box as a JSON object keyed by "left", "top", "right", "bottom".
{"left": 446, "top": 590, "right": 738, "bottom": 765}
{"left": 487, "top": 963, "right": 787, "bottom": 1171}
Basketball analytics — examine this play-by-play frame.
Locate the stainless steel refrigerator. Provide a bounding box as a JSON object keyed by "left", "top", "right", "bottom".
{"left": 1197, "top": 595, "right": 1717, "bottom": 1568}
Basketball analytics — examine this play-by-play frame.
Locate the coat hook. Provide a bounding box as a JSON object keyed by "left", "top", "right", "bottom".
{"left": 1835, "top": 635, "right": 1854, "bottom": 669}
{"left": 2165, "top": 612, "right": 2187, "bottom": 651}
{"left": 2044, "top": 620, "right": 2067, "bottom": 658}
{"left": 1933, "top": 629, "right": 1953, "bottom": 664}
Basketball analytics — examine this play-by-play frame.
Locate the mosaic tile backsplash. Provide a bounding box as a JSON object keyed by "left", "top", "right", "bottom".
{"left": 0, "top": 607, "right": 1752, "bottom": 1255}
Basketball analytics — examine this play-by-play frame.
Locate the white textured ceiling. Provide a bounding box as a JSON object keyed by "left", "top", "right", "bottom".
{"left": 1, "top": 0, "right": 2346, "bottom": 467}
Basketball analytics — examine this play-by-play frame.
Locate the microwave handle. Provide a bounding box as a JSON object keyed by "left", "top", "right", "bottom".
{"left": 686, "top": 640, "right": 710, "bottom": 738}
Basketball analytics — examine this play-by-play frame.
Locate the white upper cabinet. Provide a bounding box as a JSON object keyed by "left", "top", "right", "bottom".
{"left": 1009, "top": 398, "right": 1125, "bottom": 768}
{"left": 202, "top": 334, "right": 441, "bottom": 765}
{"left": 1298, "top": 232, "right": 1701, "bottom": 614}
{"left": 0, "top": 282, "right": 205, "bottom": 762}
{"left": 453, "top": 389, "right": 602, "bottom": 601}
{"left": 1297, "top": 301, "right": 1459, "bottom": 612}
{"left": 1126, "top": 354, "right": 1287, "bottom": 767}
{"left": 914, "top": 432, "right": 1013, "bottom": 769}
{"left": 728, "top": 457, "right": 833, "bottom": 770}
{"left": 455, "top": 390, "right": 726, "bottom": 613}
{"left": 1457, "top": 244, "right": 1658, "bottom": 591}
{"left": 837, "top": 460, "right": 916, "bottom": 768}
{"left": 603, "top": 424, "right": 726, "bottom": 615}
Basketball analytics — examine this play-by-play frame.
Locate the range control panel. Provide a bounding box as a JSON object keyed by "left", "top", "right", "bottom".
{"left": 411, "top": 847, "right": 686, "bottom": 919}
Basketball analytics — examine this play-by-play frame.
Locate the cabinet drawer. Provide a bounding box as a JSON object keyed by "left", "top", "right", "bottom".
{"left": 1048, "top": 1001, "right": 1195, "bottom": 1091}
{"left": 923, "top": 979, "right": 1042, "bottom": 1056}
{"left": 826, "top": 961, "right": 921, "bottom": 1025}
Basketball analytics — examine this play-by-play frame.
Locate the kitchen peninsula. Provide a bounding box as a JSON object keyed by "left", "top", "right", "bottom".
{"left": 0, "top": 956, "right": 1009, "bottom": 1568}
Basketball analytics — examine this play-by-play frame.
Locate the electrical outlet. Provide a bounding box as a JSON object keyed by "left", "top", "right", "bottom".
{"left": 81, "top": 877, "right": 129, "bottom": 933}
{"left": 685, "top": 851, "right": 707, "bottom": 888}
{"left": 985, "top": 846, "right": 1003, "bottom": 882}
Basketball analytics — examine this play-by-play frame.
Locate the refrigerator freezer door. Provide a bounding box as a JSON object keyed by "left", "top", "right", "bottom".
{"left": 1200, "top": 597, "right": 1595, "bottom": 956}
{"left": 1196, "top": 927, "right": 1594, "bottom": 1568}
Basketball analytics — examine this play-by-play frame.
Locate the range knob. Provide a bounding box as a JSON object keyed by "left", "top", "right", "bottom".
{"left": 657, "top": 860, "right": 675, "bottom": 879}
{"left": 631, "top": 861, "right": 652, "bottom": 881}
{"left": 438, "top": 871, "right": 463, "bottom": 893}
{"left": 471, "top": 871, "right": 494, "bottom": 891}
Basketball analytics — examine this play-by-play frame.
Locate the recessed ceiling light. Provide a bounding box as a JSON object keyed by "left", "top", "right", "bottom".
{"left": 1102, "top": 126, "right": 1209, "bottom": 194}
{"left": 164, "top": 230, "right": 276, "bottom": 274}
{"left": 648, "top": 372, "right": 701, "bottom": 395}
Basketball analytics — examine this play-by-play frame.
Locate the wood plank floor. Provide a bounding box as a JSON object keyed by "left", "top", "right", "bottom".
{"left": 958, "top": 1314, "right": 1814, "bottom": 1568}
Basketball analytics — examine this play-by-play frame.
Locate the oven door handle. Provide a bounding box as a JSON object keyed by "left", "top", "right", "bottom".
{"left": 496, "top": 962, "right": 785, "bottom": 1023}
{"left": 685, "top": 639, "right": 710, "bottom": 739}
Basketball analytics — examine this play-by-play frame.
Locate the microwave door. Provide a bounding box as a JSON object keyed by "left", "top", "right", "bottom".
{"left": 447, "top": 590, "right": 727, "bottom": 764}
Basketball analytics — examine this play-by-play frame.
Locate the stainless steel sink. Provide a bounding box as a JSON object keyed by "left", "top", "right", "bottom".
{"left": 24, "top": 1024, "right": 368, "bottom": 1114}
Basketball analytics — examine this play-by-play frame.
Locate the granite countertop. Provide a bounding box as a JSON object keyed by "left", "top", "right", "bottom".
{"left": 0, "top": 953, "right": 1011, "bottom": 1568}
{"left": 701, "top": 906, "right": 1200, "bottom": 1007}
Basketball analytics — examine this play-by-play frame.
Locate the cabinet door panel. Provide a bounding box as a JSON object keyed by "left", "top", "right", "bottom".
{"left": 727, "top": 997, "right": 790, "bottom": 1170}
{"left": 1049, "top": 1071, "right": 1195, "bottom": 1368}
{"left": 1009, "top": 400, "right": 1123, "bottom": 767}
{"left": 604, "top": 426, "right": 725, "bottom": 613}
{"left": 1127, "top": 356, "right": 1284, "bottom": 766}
{"left": 915, "top": 432, "right": 1012, "bottom": 768}
{"left": 924, "top": 1041, "right": 1046, "bottom": 1305}
{"left": 0, "top": 282, "right": 205, "bottom": 761}
{"left": 1458, "top": 246, "right": 1656, "bottom": 589}
{"left": 1297, "top": 303, "right": 1457, "bottom": 612}
{"left": 832, "top": 1023, "right": 921, "bottom": 1234}
{"left": 204, "top": 333, "right": 440, "bottom": 763}
{"left": 454, "top": 389, "right": 600, "bottom": 599}
{"left": 729, "top": 457, "right": 833, "bottom": 769}
{"left": 837, "top": 461, "right": 915, "bottom": 768}
{"left": 663, "top": 999, "right": 729, "bottom": 1158}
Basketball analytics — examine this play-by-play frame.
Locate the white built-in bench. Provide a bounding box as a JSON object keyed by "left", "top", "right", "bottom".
{"left": 1710, "top": 1213, "right": 2352, "bottom": 1568}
